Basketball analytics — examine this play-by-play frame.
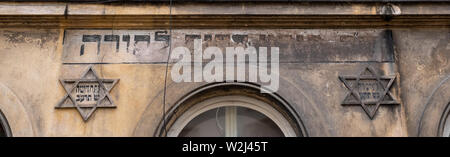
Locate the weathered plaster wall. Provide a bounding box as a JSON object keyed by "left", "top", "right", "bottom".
{"left": 0, "top": 28, "right": 414, "bottom": 137}
{"left": 393, "top": 28, "right": 450, "bottom": 136}
{"left": 0, "top": 29, "right": 62, "bottom": 136}
{"left": 0, "top": 2, "right": 448, "bottom": 137}
{"left": 0, "top": 29, "right": 167, "bottom": 136}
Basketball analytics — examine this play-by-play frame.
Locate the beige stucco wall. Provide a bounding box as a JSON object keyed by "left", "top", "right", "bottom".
{"left": 0, "top": 2, "right": 448, "bottom": 137}
{"left": 0, "top": 29, "right": 167, "bottom": 136}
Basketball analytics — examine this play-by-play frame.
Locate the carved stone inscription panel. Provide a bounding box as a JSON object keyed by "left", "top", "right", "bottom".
{"left": 56, "top": 66, "right": 119, "bottom": 121}
{"left": 339, "top": 66, "right": 399, "bottom": 119}
{"left": 62, "top": 29, "right": 394, "bottom": 64}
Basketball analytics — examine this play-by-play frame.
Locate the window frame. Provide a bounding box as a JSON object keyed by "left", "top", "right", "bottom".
{"left": 166, "top": 95, "right": 297, "bottom": 137}
{"left": 0, "top": 109, "right": 12, "bottom": 137}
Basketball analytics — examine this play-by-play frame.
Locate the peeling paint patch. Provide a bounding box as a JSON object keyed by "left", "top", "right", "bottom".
{"left": 2, "top": 30, "right": 59, "bottom": 48}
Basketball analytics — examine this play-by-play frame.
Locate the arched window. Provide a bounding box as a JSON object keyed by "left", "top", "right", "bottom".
{"left": 441, "top": 103, "right": 450, "bottom": 137}
{"left": 0, "top": 123, "right": 4, "bottom": 137}
{"left": 179, "top": 106, "right": 284, "bottom": 137}
{"left": 166, "top": 95, "right": 298, "bottom": 137}
{"left": 0, "top": 110, "right": 11, "bottom": 137}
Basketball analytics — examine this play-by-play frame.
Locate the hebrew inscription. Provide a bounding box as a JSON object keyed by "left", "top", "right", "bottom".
{"left": 79, "top": 32, "right": 168, "bottom": 55}
{"left": 75, "top": 83, "right": 100, "bottom": 106}
{"left": 55, "top": 66, "right": 119, "bottom": 121}
{"left": 62, "top": 29, "right": 394, "bottom": 64}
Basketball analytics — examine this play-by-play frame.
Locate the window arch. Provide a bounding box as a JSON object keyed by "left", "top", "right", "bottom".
{"left": 439, "top": 102, "right": 450, "bottom": 137}
{"left": 152, "top": 82, "right": 308, "bottom": 137}
{"left": 154, "top": 82, "right": 308, "bottom": 137}
{"left": 0, "top": 109, "right": 12, "bottom": 137}
{"left": 168, "top": 95, "right": 297, "bottom": 137}
{"left": 418, "top": 76, "right": 450, "bottom": 137}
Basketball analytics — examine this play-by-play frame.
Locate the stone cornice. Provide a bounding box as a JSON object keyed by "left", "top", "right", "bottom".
{"left": 0, "top": 2, "right": 448, "bottom": 28}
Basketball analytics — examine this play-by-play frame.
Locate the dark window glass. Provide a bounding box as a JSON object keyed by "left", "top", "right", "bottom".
{"left": 0, "top": 110, "right": 8, "bottom": 137}
{"left": 0, "top": 122, "right": 5, "bottom": 137}
{"left": 179, "top": 106, "right": 284, "bottom": 137}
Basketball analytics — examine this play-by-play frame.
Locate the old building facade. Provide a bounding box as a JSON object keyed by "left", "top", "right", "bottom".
{"left": 0, "top": 0, "right": 449, "bottom": 137}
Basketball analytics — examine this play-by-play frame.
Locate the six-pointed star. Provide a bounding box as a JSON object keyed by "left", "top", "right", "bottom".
{"left": 55, "top": 66, "right": 119, "bottom": 121}
{"left": 339, "top": 66, "right": 399, "bottom": 119}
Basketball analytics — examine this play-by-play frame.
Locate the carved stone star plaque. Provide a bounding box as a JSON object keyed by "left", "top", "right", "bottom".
{"left": 339, "top": 66, "right": 399, "bottom": 119}
{"left": 55, "top": 66, "right": 119, "bottom": 121}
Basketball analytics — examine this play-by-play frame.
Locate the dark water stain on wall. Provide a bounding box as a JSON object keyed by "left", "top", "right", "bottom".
{"left": 2, "top": 30, "right": 59, "bottom": 48}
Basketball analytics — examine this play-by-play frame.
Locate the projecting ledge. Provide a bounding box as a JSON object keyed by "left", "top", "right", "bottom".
{"left": 0, "top": 2, "right": 448, "bottom": 16}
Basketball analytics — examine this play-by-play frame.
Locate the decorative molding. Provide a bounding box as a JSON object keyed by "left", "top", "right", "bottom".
{"left": 339, "top": 66, "right": 399, "bottom": 119}
{"left": 0, "top": 83, "right": 34, "bottom": 136}
{"left": 439, "top": 102, "right": 450, "bottom": 137}
{"left": 166, "top": 95, "right": 298, "bottom": 137}
{"left": 55, "top": 65, "right": 119, "bottom": 121}
{"left": 418, "top": 75, "right": 450, "bottom": 137}
{"left": 138, "top": 82, "right": 309, "bottom": 137}
{"left": 0, "top": 109, "right": 12, "bottom": 137}
{"left": 0, "top": 2, "right": 448, "bottom": 28}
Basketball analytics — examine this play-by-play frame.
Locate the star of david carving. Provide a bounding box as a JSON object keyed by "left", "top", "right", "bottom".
{"left": 55, "top": 66, "right": 119, "bottom": 121}
{"left": 339, "top": 66, "right": 399, "bottom": 119}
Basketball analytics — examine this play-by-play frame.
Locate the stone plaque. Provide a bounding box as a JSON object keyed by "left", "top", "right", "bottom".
{"left": 55, "top": 66, "right": 119, "bottom": 121}
{"left": 62, "top": 29, "right": 394, "bottom": 64}
{"left": 339, "top": 66, "right": 399, "bottom": 119}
